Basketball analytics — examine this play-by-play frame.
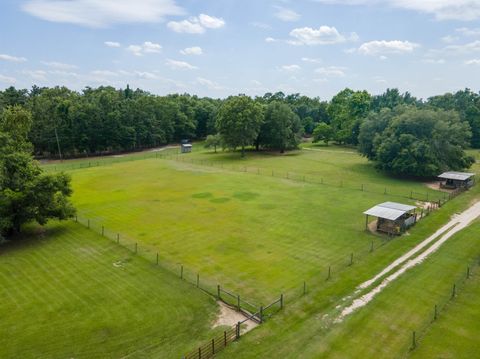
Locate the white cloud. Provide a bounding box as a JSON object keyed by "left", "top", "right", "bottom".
{"left": 41, "top": 61, "right": 78, "bottom": 69}
{"left": 274, "top": 6, "right": 301, "bottom": 22}
{"left": 422, "top": 58, "right": 446, "bottom": 64}
{"left": 198, "top": 14, "right": 225, "bottom": 29}
{"left": 358, "top": 40, "right": 420, "bottom": 55}
{"left": 126, "top": 41, "right": 162, "bottom": 56}
{"left": 465, "top": 59, "right": 480, "bottom": 65}
{"left": 313, "top": 1, "right": 480, "bottom": 21}
{"left": 104, "top": 41, "right": 121, "bottom": 48}
{"left": 180, "top": 46, "right": 203, "bottom": 55}
{"left": 288, "top": 26, "right": 349, "bottom": 45}
{"left": 22, "top": 70, "right": 47, "bottom": 80}
{"left": 265, "top": 37, "right": 278, "bottom": 43}
{"left": 22, "top": 0, "right": 185, "bottom": 27}
{"left": 166, "top": 59, "right": 197, "bottom": 70}
{"left": 197, "top": 77, "right": 224, "bottom": 90}
{"left": 315, "top": 66, "right": 347, "bottom": 77}
{"left": 456, "top": 27, "right": 480, "bottom": 36}
{"left": 0, "top": 54, "right": 27, "bottom": 62}
{"left": 251, "top": 22, "right": 271, "bottom": 29}
{"left": 443, "top": 40, "right": 480, "bottom": 54}
{"left": 91, "top": 70, "right": 118, "bottom": 77}
{"left": 0, "top": 74, "right": 16, "bottom": 84}
{"left": 167, "top": 13, "right": 224, "bottom": 34}
{"left": 441, "top": 35, "right": 459, "bottom": 43}
{"left": 301, "top": 57, "right": 322, "bottom": 63}
{"left": 167, "top": 19, "right": 205, "bottom": 34}
{"left": 134, "top": 71, "right": 159, "bottom": 79}
{"left": 280, "top": 64, "right": 301, "bottom": 72}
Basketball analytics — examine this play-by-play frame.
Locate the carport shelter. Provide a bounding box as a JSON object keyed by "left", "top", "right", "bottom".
{"left": 364, "top": 202, "right": 417, "bottom": 235}
{"left": 438, "top": 171, "right": 475, "bottom": 189}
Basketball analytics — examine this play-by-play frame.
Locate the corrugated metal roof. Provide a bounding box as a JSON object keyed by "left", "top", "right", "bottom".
{"left": 438, "top": 171, "right": 474, "bottom": 181}
{"left": 363, "top": 202, "right": 416, "bottom": 221}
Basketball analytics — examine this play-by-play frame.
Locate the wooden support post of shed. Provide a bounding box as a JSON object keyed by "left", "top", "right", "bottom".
{"left": 365, "top": 214, "right": 369, "bottom": 230}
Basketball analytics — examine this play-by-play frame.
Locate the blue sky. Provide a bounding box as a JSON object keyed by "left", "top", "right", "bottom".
{"left": 0, "top": 0, "right": 480, "bottom": 100}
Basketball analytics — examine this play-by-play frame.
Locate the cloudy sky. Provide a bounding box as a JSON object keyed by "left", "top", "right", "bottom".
{"left": 1, "top": 0, "right": 480, "bottom": 99}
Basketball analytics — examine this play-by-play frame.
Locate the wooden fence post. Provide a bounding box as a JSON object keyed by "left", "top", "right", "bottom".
{"left": 467, "top": 266, "right": 471, "bottom": 279}
{"left": 212, "top": 338, "right": 215, "bottom": 354}
{"left": 156, "top": 253, "right": 159, "bottom": 265}
{"left": 434, "top": 304, "right": 438, "bottom": 321}
{"left": 452, "top": 283, "right": 456, "bottom": 299}
{"left": 135, "top": 243, "right": 137, "bottom": 254}
{"left": 237, "top": 295, "right": 240, "bottom": 311}
{"left": 198, "top": 347, "right": 201, "bottom": 359}
{"left": 180, "top": 265, "right": 184, "bottom": 279}
{"left": 236, "top": 322, "right": 240, "bottom": 339}
{"left": 87, "top": 219, "right": 90, "bottom": 228}
{"left": 370, "top": 240, "right": 374, "bottom": 253}
{"left": 224, "top": 331, "right": 227, "bottom": 346}
{"left": 102, "top": 226, "right": 104, "bottom": 236}
{"left": 280, "top": 294, "right": 284, "bottom": 309}
{"left": 260, "top": 306, "right": 264, "bottom": 323}
{"left": 412, "top": 331, "right": 416, "bottom": 349}
{"left": 217, "top": 285, "right": 221, "bottom": 299}
{"left": 327, "top": 266, "right": 331, "bottom": 280}
{"left": 117, "top": 233, "right": 119, "bottom": 244}
{"left": 350, "top": 253, "right": 354, "bottom": 266}
{"left": 196, "top": 273, "right": 200, "bottom": 287}
{"left": 303, "top": 281, "right": 306, "bottom": 295}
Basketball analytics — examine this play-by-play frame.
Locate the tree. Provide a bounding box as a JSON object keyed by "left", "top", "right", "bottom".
{"left": 328, "top": 88, "right": 372, "bottom": 145}
{"left": 257, "top": 101, "right": 302, "bottom": 153}
{"left": 312, "top": 122, "right": 334, "bottom": 145}
{"left": 0, "top": 106, "right": 75, "bottom": 239}
{"left": 359, "top": 106, "right": 474, "bottom": 177}
{"left": 216, "top": 95, "right": 264, "bottom": 157}
{"left": 204, "top": 134, "right": 222, "bottom": 153}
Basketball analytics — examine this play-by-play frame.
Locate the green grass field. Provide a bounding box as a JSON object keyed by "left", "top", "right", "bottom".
{"left": 32, "top": 144, "right": 480, "bottom": 358}
{"left": 0, "top": 222, "right": 219, "bottom": 359}
{"left": 66, "top": 145, "right": 446, "bottom": 304}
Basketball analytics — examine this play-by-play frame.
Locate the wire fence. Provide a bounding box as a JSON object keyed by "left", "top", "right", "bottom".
{"left": 155, "top": 153, "right": 450, "bottom": 204}
{"left": 405, "top": 255, "right": 480, "bottom": 355}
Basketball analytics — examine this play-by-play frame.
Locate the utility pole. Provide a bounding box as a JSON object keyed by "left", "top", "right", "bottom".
{"left": 54, "top": 125, "right": 63, "bottom": 161}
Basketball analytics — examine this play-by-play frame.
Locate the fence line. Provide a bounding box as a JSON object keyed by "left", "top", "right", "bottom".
{"left": 156, "top": 153, "right": 451, "bottom": 204}
{"left": 406, "top": 256, "right": 480, "bottom": 354}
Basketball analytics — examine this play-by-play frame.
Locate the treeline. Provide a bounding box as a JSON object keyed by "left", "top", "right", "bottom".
{"left": 0, "top": 85, "right": 479, "bottom": 175}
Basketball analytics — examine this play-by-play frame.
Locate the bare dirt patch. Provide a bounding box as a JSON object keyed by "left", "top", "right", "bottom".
{"left": 213, "top": 301, "right": 258, "bottom": 333}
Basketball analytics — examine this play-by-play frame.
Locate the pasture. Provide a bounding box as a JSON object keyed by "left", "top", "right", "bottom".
{"left": 0, "top": 222, "right": 219, "bottom": 359}
{"left": 65, "top": 145, "right": 444, "bottom": 304}
{"left": 35, "top": 144, "right": 480, "bottom": 358}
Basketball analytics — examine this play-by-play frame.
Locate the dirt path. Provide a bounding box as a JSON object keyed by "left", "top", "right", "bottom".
{"left": 336, "top": 201, "right": 480, "bottom": 321}
{"left": 213, "top": 301, "right": 258, "bottom": 333}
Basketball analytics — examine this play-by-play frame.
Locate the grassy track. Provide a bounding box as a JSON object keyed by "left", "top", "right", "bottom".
{"left": 0, "top": 222, "right": 218, "bottom": 359}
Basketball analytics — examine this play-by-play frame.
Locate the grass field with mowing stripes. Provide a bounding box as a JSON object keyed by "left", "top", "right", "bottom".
{"left": 0, "top": 221, "right": 219, "bottom": 359}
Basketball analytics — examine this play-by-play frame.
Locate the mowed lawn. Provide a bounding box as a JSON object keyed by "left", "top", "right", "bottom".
{"left": 217, "top": 195, "right": 480, "bottom": 359}
{"left": 0, "top": 222, "right": 218, "bottom": 359}
{"left": 69, "top": 150, "right": 442, "bottom": 303}
{"left": 409, "top": 261, "right": 480, "bottom": 358}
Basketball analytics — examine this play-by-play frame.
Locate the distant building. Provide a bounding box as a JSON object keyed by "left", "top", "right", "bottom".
{"left": 181, "top": 143, "right": 192, "bottom": 153}
{"left": 438, "top": 171, "right": 475, "bottom": 189}
{"left": 364, "top": 201, "right": 417, "bottom": 235}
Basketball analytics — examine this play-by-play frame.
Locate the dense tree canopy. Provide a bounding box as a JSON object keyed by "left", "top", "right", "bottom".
{"left": 257, "top": 101, "right": 303, "bottom": 153}
{"left": 0, "top": 106, "right": 75, "bottom": 239}
{"left": 359, "top": 106, "right": 474, "bottom": 177}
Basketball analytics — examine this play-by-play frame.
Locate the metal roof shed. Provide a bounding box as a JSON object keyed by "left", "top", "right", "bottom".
{"left": 364, "top": 202, "right": 417, "bottom": 235}
{"left": 438, "top": 171, "right": 475, "bottom": 189}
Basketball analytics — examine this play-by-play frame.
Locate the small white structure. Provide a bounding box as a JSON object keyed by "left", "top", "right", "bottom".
{"left": 438, "top": 171, "right": 475, "bottom": 189}
{"left": 181, "top": 143, "right": 192, "bottom": 153}
{"left": 364, "top": 201, "right": 417, "bottom": 235}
